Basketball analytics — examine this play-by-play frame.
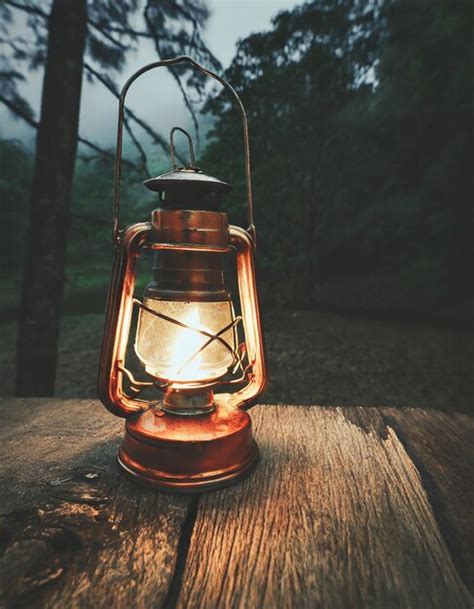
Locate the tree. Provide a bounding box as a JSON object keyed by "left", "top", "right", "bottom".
{"left": 202, "top": 0, "right": 379, "bottom": 304}
{"left": 372, "top": 0, "right": 473, "bottom": 300}
{"left": 0, "top": 0, "right": 218, "bottom": 395}
{"left": 13, "top": 0, "right": 86, "bottom": 396}
{"left": 202, "top": 0, "right": 472, "bottom": 314}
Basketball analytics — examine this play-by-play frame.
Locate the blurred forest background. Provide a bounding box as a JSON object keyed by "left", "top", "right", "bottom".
{"left": 0, "top": 0, "right": 472, "bottom": 409}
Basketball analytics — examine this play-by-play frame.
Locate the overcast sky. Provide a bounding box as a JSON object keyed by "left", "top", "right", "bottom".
{"left": 0, "top": 0, "right": 299, "bottom": 166}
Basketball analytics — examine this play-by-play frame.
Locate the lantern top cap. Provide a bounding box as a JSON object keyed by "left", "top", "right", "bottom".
{"left": 143, "top": 126, "right": 231, "bottom": 198}
{"left": 143, "top": 167, "right": 230, "bottom": 195}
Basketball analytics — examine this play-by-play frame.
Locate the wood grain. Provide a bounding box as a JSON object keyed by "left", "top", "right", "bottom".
{"left": 0, "top": 400, "right": 472, "bottom": 609}
{"left": 0, "top": 399, "right": 190, "bottom": 609}
{"left": 381, "top": 407, "right": 474, "bottom": 593}
{"left": 177, "top": 406, "right": 472, "bottom": 609}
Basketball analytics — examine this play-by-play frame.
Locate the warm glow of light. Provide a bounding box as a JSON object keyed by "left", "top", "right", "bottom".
{"left": 135, "top": 299, "right": 236, "bottom": 383}
{"left": 168, "top": 307, "right": 210, "bottom": 381}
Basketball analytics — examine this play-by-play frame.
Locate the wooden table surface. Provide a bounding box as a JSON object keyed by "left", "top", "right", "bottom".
{"left": 0, "top": 399, "right": 472, "bottom": 609}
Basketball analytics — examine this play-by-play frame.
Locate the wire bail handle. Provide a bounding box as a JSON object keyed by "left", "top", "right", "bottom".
{"left": 113, "top": 55, "right": 256, "bottom": 246}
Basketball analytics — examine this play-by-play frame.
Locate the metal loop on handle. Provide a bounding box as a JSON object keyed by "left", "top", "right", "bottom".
{"left": 113, "top": 55, "right": 255, "bottom": 246}
{"left": 170, "top": 126, "right": 197, "bottom": 171}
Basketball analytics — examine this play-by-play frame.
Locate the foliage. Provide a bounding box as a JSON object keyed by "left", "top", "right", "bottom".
{"left": 0, "top": 0, "right": 472, "bottom": 316}
{"left": 0, "top": 138, "right": 156, "bottom": 306}
{"left": 0, "top": 139, "right": 31, "bottom": 273}
{"left": 0, "top": 0, "right": 219, "bottom": 167}
{"left": 202, "top": 0, "right": 473, "bottom": 307}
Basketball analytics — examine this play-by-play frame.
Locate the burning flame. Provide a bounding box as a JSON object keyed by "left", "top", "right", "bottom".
{"left": 169, "top": 307, "right": 209, "bottom": 381}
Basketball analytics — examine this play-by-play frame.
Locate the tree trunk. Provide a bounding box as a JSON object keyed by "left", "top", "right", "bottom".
{"left": 15, "top": 0, "right": 87, "bottom": 396}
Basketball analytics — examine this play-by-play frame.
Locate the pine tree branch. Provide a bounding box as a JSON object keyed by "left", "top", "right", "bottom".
{"left": 4, "top": 0, "right": 221, "bottom": 168}
{"left": 76, "top": 137, "right": 114, "bottom": 160}
{"left": 83, "top": 65, "right": 150, "bottom": 173}
{"left": 87, "top": 18, "right": 128, "bottom": 50}
{"left": 123, "top": 117, "right": 149, "bottom": 175}
{"left": 84, "top": 61, "right": 185, "bottom": 165}
{"left": 0, "top": 92, "right": 38, "bottom": 127}
{"left": 0, "top": 92, "right": 140, "bottom": 170}
{"left": 143, "top": 0, "right": 200, "bottom": 149}
{"left": 3, "top": 0, "right": 47, "bottom": 19}
{"left": 88, "top": 22, "right": 149, "bottom": 39}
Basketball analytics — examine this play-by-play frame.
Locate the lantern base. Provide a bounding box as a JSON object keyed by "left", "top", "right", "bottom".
{"left": 117, "top": 402, "right": 258, "bottom": 494}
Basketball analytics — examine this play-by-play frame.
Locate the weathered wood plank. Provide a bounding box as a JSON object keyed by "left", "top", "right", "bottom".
{"left": 381, "top": 407, "right": 474, "bottom": 594}
{"left": 0, "top": 400, "right": 472, "bottom": 609}
{"left": 0, "top": 398, "right": 122, "bottom": 513}
{"left": 0, "top": 399, "right": 190, "bottom": 609}
{"left": 177, "top": 406, "right": 472, "bottom": 609}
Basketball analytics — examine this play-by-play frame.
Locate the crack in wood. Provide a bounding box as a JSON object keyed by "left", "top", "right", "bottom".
{"left": 381, "top": 409, "right": 474, "bottom": 596}
{"left": 162, "top": 495, "right": 200, "bottom": 609}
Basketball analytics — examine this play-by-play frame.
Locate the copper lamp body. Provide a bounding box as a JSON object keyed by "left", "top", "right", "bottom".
{"left": 97, "top": 57, "right": 267, "bottom": 493}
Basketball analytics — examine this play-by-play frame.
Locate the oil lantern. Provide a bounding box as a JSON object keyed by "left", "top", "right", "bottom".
{"left": 98, "top": 57, "right": 267, "bottom": 493}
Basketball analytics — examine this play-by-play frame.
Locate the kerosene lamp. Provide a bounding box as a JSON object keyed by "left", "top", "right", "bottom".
{"left": 98, "top": 57, "right": 267, "bottom": 493}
